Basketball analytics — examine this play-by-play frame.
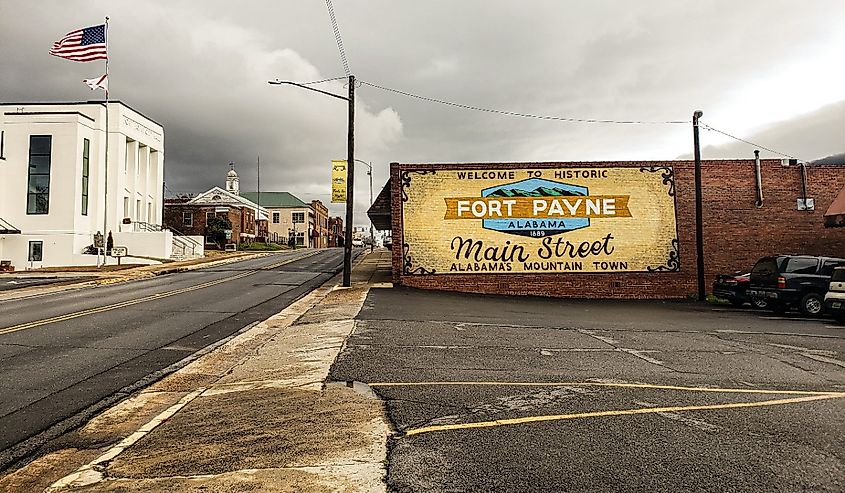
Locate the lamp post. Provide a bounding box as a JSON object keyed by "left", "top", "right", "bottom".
{"left": 354, "top": 159, "right": 375, "bottom": 253}
{"left": 692, "top": 110, "right": 705, "bottom": 302}
{"left": 269, "top": 76, "right": 355, "bottom": 287}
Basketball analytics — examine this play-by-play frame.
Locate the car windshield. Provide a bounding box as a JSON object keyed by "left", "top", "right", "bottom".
{"left": 832, "top": 269, "right": 845, "bottom": 282}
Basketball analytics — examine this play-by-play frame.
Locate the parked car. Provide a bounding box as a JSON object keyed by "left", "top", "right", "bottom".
{"left": 749, "top": 255, "right": 845, "bottom": 316}
{"left": 383, "top": 236, "right": 393, "bottom": 250}
{"left": 712, "top": 272, "right": 767, "bottom": 309}
{"left": 824, "top": 267, "right": 845, "bottom": 323}
{"left": 351, "top": 238, "right": 364, "bottom": 248}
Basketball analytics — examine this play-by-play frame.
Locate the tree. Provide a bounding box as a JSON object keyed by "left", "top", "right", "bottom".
{"left": 206, "top": 215, "right": 232, "bottom": 249}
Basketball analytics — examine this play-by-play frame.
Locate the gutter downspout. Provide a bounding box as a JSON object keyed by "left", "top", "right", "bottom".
{"left": 754, "top": 150, "right": 763, "bottom": 208}
{"left": 800, "top": 162, "right": 809, "bottom": 209}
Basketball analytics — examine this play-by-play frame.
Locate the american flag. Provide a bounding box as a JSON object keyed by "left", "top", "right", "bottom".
{"left": 49, "top": 24, "right": 107, "bottom": 62}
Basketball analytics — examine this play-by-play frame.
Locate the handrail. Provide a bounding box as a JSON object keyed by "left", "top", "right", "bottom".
{"left": 166, "top": 226, "right": 203, "bottom": 249}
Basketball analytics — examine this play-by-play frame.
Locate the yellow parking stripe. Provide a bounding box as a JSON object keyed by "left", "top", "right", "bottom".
{"left": 0, "top": 250, "right": 326, "bottom": 337}
{"left": 369, "top": 381, "right": 842, "bottom": 396}
{"left": 402, "top": 393, "right": 844, "bottom": 437}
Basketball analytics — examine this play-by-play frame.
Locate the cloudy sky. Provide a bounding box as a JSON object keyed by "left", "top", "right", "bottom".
{"left": 2, "top": 1, "right": 843, "bottom": 226}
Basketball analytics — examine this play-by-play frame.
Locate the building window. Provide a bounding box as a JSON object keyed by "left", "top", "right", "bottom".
{"left": 272, "top": 212, "right": 280, "bottom": 224}
{"left": 292, "top": 211, "right": 305, "bottom": 224}
{"left": 123, "top": 197, "right": 130, "bottom": 219}
{"left": 27, "top": 135, "right": 52, "bottom": 214}
{"left": 206, "top": 211, "right": 214, "bottom": 223}
{"left": 136, "top": 199, "right": 142, "bottom": 221}
{"left": 28, "top": 241, "right": 43, "bottom": 262}
{"left": 81, "top": 138, "right": 90, "bottom": 216}
{"left": 183, "top": 212, "right": 193, "bottom": 227}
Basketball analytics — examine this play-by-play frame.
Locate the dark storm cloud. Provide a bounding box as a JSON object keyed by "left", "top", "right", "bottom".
{"left": 2, "top": 0, "right": 843, "bottom": 225}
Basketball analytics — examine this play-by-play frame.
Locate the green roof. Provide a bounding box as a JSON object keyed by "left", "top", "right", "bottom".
{"left": 240, "top": 191, "right": 308, "bottom": 208}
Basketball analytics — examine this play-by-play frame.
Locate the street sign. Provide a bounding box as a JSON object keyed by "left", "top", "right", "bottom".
{"left": 111, "top": 246, "right": 128, "bottom": 257}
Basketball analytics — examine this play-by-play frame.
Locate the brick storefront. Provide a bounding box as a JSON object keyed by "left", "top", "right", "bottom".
{"left": 163, "top": 200, "right": 254, "bottom": 248}
{"left": 387, "top": 160, "right": 845, "bottom": 299}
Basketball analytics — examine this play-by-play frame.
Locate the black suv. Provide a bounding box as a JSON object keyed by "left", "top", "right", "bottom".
{"left": 749, "top": 255, "right": 845, "bottom": 316}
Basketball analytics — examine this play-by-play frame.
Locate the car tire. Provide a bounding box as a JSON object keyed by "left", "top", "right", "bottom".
{"left": 730, "top": 298, "right": 744, "bottom": 308}
{"left": 750, "top": 297, "right": 768, "bottom": 310}
{"left": 799, "top": 293, "right": 824, "bottom": 317}
{"left": 836, "top": 314, "right": 845, "bottom": 325}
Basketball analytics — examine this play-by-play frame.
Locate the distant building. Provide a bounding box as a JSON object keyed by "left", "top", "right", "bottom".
{"left": 0, "top": 101, "right": 181, "bottom": 269}
{"left": 328, "top": 216, "right": 344, "bottom": 247}
{"left": 310, "top": 200, "right": 329, "bottom": 248}
{"left": 163, "top": 165, "right": 266, "bottom": 249}
{"left": 240, "top": 191, "right": 311, "bottom": 247}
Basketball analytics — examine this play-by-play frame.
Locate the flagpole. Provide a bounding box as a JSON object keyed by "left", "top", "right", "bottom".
{"left": 101, "top": 16, "right": 110, "bottom": 266}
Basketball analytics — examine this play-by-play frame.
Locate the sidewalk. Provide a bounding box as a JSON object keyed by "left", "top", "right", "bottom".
{"left": 0, "top": 250, "right": 393, "bottom": 493}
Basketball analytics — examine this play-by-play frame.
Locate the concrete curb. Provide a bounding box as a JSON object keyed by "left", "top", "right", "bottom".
{"left": 29, "top": 250, "right": 388, "bottom": 492}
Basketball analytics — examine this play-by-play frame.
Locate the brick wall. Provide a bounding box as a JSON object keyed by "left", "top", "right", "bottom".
{"left": 390, "top": 160, "right": 845, "bottom": 299}
{"left": 163, "top": 203, "right": 246, "bottom": 246}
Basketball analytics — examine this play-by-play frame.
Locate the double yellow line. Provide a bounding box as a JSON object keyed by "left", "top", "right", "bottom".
{"left": 0, "top": 250, "right": 324, "bottom": 337}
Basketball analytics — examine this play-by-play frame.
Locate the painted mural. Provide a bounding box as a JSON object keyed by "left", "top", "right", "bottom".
{"left": 401, "top": 166, "right": 679, "bottom": 274}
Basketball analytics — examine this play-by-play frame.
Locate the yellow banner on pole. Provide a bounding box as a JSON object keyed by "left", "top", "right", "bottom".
{"left": 331, "top": 160, "right": 347, "bottom": 203}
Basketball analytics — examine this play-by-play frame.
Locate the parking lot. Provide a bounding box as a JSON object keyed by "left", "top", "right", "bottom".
{"left": 330, "top": 288, "right": 845, "bottom": 492}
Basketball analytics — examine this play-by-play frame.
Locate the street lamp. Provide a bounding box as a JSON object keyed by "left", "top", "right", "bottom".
{"left": 269, "top": 76, "right": 356, "bottom": 287}
{"left": 354, "top": 159, "right": 375, "bottom": 253}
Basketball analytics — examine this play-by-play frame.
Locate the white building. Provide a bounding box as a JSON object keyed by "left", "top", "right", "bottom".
{"left": 0, "top": 101, "right": 188, "bottom": 269}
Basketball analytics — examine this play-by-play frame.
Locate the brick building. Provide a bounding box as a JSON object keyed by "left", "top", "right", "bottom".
{"left": 369, "top": 160, "right": 845, "bottom": 299}
{"left": 163, "top": 165, "right": 266, "bottom": 249}
{"left": 163, "top": 194, "right": 261, "bottom": 249}
{"left": 328, "top": 216, "right": 344, "bottom": 247}
{"left": 310, "top": 200, "right": 329, "bottom": 248}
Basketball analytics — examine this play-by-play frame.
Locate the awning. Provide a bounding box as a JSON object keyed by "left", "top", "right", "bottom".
{"left": 367, "top": 179, "right": 392, "bottom": 231}
{"left": 824, "top": 185, "right": 845, "bottom": 228}
{"left": 0, "top": 217, "right": 21, "bottom": 234}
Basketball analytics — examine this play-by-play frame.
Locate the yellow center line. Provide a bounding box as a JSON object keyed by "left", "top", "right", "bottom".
{"left": 403, "top": 393, "right": 844, "bottom": 437}
{"left": 0, "top": 250, "right": 326, "bottom": 337}
{"left": 368, "top": 381, "right": 843, "bottom": 396}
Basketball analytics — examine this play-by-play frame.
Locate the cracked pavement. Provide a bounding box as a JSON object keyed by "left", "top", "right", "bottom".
{"left": 330, "top": 288, "right": 845, "bottom": 492}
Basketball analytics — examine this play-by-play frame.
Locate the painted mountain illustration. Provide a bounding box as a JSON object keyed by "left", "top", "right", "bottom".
{"left": 486, "top": 186, "right": 586, "bottom": 198}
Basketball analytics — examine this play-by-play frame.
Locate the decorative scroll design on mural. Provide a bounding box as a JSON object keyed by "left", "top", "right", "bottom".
{"left": 647, "top": 238, "right": 680, "bottom": 272}
{"left": 400, "top": 169, "right": 437, "bottom": 202}
{"left": 639, "top": 166, "right": 675, "bottom": 197}
{"left": 403, "top": 242, "right": 436, "bottom": 275}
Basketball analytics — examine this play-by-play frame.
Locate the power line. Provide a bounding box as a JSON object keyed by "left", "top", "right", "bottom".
{"left": 300, "top": 76, "right": 347, "bottom": 86}
{"left": 359, "top": 79, "right": 689, "bottom": 125}
{"left": 324, "top": 0, "right": 350, "bottom": 76}
{"left": 699, "top": 122, "right": 807, "bottom": 162}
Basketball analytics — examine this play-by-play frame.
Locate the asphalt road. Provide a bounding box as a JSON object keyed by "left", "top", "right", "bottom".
{"left": 0, "top": 248, "right": 349, "bottom": 469}
{"left": 331, "top": 288, "right": 845, "bottom": 492}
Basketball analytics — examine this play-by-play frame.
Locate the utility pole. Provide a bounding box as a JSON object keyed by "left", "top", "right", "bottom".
{"left": 693, "top": 110, "right": 705, "bottom": 301}
{"left": 368, "top": 164, "right": 374, "bottom": 253}
{"left": 343, "top": 75, "right": 355, "bottom": 287}
{"left": 354, "top": 159, "right": 375, "bottom": 253}
{"left": 268, "top": 75, "right": 356, "bottom": 286}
